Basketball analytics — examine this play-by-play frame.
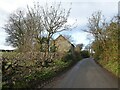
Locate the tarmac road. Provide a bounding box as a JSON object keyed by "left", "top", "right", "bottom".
{"left": 43, "top": 58, "right": 118, "bottom": 88}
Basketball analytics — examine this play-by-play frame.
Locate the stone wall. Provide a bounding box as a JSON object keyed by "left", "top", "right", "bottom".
{"left": 54, "top": 35, "right": 73, "bottom": 54}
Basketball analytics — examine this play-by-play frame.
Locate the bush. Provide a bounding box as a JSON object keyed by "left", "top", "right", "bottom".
{"left": 80, "top": 50, "right": 90, "bottom": 58}
{"left": 62, "top": 53, "right": 74, "bottom": 62}
{"left": 74, "top": 51, "right": 82, "bottom": 60}
{"left": 2, "top": 51, "right": 75, "bottom": 88}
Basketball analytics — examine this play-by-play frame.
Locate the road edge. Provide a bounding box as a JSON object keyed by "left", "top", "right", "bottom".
{"left": 93, "top": 59, "right": 119, "bottom": 88}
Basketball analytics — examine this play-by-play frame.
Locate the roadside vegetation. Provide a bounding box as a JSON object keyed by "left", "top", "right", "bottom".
{"left": 2, "top": 51, "right": 77, "bottom": 88}
{"left": 2, "top": 47, "right": 84, "bottom": 88}
{"left": 2, "top": 44, "right": 86, "bottom": 88}
{"left": 2, "top": 1, "right": 117, "bottom": 88}
{"left": 84, "top": 11, "right": 119, "bottom": 77}
{"left": 80, "top": 50, "right": 90, "bottom": 58}
{"left": 2, "top": 2, "right": 86, "bottom": 88}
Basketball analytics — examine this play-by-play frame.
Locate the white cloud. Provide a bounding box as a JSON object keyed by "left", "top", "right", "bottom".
{"left": 72, "top": 32, "right": 89, "bottom": 45}
{"left": 44, "top": 0, "right": 119, "bottom": 3}
{"left": 0, "top": 0, "right": 34, "bottom": 13}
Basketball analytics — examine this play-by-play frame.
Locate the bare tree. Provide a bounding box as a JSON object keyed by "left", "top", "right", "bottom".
{"left": 4, "top": 2, "right": 73, "bottom": 66}
{"left": 4, "top": 2, "right": 72, "bottom": 53}
{"left": 84, "top": 11, "right": 118, "bottom": 62}
{"left": 39, "top": 2, "right": 72, "bottom": 52}
{"left": 83, "top": 11, "right": 109, "bottom": 51}
{"left": 4, "top": 6, "right": 43, "bottom": 52}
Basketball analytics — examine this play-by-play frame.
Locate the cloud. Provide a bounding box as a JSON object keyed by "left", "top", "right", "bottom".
{"left": 0, "top": 0, "right": 118, "bottom": 49}
{"left": 71, "top": 32, "right": 88, "bottom": 45}
{"left": 0, "top": 0, "right": 34, "bottom": 13}
{"left": 44, "top": 0, "right": 119, "bottom": 3}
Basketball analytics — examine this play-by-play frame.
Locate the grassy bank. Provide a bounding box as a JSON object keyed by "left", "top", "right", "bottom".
{"left": 98, "top": 60, "right": 119, "bottom": 77}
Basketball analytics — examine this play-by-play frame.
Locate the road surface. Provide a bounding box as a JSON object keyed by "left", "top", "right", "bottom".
{"left": 43, "top": 58, "right": 118, "bottom": 88}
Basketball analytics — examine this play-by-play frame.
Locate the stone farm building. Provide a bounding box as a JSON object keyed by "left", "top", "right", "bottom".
{"left": 52, "top": 35, "right": 74, "bottom": 54}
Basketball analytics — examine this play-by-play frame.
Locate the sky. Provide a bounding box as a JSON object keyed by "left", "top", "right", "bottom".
{"left": 0, "top": 0, "right": 119, "bottom": 50}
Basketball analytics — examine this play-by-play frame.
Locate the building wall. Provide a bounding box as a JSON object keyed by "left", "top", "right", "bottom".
{"left": 54, "top": 36, "right": 72, "bottom": 54}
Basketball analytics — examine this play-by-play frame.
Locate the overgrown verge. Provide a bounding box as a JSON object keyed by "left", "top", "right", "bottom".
{"left": 2, "top": 51, "right": 79, "bottom": 89}
{"left": 97, "top": 59, "right": 119, "bottom": 77}
{"left": 84, "top": 11, "right": 119, "bottom": 78}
